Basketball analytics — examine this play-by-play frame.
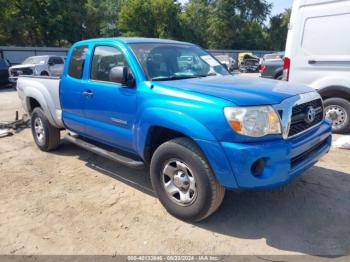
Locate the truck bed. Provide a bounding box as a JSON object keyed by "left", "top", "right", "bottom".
{"left": 16, "top": 75, "right": 64, "bottom": 128}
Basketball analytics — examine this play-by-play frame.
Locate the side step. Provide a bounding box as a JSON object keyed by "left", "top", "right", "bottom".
{"left": 64, "top": 134, "right": 145, "bottom": 168}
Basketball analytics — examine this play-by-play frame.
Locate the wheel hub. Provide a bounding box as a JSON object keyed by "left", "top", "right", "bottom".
{"left": 34, "top": 117, "right": 45, "bottom": 144}
{"left": 325, "top": 105, "right": 347, "bottom": 130}
{"left": 162, "top": 159, "right": 197, "bottom": 206}
{"left": 173, "top": 171, "right": 190, "bottom": 190}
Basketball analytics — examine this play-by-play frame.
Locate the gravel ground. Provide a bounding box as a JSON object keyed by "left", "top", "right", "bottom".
{"left": 0, "top": 85, "right": 350, "bottom": 256}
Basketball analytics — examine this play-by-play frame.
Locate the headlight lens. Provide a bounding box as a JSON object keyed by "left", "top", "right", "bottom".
{"left": 224, "top": 106, "right": 281, "bottom": 137}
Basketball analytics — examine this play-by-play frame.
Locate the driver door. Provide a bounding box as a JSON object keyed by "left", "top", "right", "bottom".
{"left": 81, "top": 45, "right": 137, "bottom": 152}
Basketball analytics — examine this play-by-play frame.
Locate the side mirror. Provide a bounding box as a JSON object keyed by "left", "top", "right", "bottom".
{"left": 109, "top": 66, "right": 135, "bottom": 88}
{"left": 48, "top": 61, "right": 54, "bottom": 66}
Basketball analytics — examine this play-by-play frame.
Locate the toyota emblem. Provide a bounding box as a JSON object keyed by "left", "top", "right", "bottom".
{"left": 305, "top": 106, "right": 316, "bottom": 124}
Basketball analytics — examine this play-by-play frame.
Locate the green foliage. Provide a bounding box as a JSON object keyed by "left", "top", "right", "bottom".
{"left": 118, "top": 0, "right": 182, "bottom": 39}
{"left": 266, "top": 8, "right": 291, "bottom": 51}
{"left": 179, "top": 0, "right": 211, "bottom": 46}
{"left": 0, "top": 0, "right": 290, "bottom": 51}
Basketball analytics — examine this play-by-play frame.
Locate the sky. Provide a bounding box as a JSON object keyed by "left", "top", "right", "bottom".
{"left": 270, "top": 0, "right": 293, "bottom": 16}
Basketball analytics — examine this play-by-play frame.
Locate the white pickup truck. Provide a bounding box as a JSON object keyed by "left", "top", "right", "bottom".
{"left": 9, "top": 55, "right": 65, "bottom": 84}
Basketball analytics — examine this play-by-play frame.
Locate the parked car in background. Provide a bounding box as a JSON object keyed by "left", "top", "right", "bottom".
{"left": 9, "top": 55, "right": 65, "bottom": 83}
{"left": 16, "top": 37, "right": 331, "bottom": 221}
{"left": 238, "top": 53, "right": 259, "bottom": 73}
{"left": 260, "top": 52, "right": 284, "bottom": 80}
{"left": 0, "top": 58, "right": 11, "bottom": 86}
{"left": 214, "top": 54, "right": 236, "bottom": 72}
{"left": 284, "top": 0, "right": 350, "bottom": 134}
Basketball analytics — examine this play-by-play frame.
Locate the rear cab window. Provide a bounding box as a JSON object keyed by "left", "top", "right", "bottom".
{"left": 68, "top": 45, "right": 89, "bottom": 79}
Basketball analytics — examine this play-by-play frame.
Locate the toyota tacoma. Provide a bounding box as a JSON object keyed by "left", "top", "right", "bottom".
{"left": 16, "top": 38, "right": 332, "bottom": 221}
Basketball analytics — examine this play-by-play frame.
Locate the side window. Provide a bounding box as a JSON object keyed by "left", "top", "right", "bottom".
{"left": 90, "top": 45, "right": 129, "bottom": 83}
{"left": 68, "top": 45, "right": 88, "bottom": 79}
{"left": 53, "top": 57, "right": 63, "bottom": 64}
{"left": 48, "top": 57, "right": 54, "bottom": 65}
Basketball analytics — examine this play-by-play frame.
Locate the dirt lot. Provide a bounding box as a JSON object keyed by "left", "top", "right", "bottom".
{"left": 0, "top": 86, "right": 350, "bottom": 256}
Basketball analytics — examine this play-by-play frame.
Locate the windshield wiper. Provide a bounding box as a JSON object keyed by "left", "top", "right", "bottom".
{"left": 151, "top": 73, "right": 216, "bottom": 81}
{"left": 151, "top": 75, "right": 199, "bottom": 81}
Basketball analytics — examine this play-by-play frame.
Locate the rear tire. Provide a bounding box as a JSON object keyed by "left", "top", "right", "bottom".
{"left": 150, "top": 137, "right": 225, "bottom": 222}
{"left": 31, "top": 107, "right": 60, "bottom": 151}
{"left": 324, "top": 97, "right": 350, "bottom": 134}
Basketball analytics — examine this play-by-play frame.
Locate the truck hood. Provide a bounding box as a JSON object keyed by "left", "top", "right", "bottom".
{"left": 10, "top": 64, "right": 36, "bottom": 69}
{"left": 156, "top": 75, "right": 314, "bottom": 106}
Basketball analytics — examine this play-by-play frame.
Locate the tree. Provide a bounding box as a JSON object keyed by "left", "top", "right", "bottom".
{"left": 0, "top": 0, "right": 123, "bottom": 46}
{"left": 180, "top": 0, "right": 211, "bottom": 46}
{"left": 118, "top": 0, "right": 182, "bottom": 39}
{"left": 0, "top": 0, "right": 284, "bottom": 51}
{"left": 206, "top": 0, "right": 271, "bottom": 49}
{"left": 237, "top": 22, "right": 269, "bottom": 50}
{"left": 266, "top": 8, "right": 291, "bottom": 51}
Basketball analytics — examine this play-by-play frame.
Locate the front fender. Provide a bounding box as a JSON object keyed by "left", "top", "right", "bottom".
{"left": 135, "top": 107, "right": 216, "bottom": 157}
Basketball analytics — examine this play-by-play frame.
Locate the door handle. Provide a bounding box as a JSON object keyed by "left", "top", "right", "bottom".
{"left": 308, "top": 60, "right": 316, "bottom": 65}
{"left": 83, "top": 90, "right": 93, "bottom": 96}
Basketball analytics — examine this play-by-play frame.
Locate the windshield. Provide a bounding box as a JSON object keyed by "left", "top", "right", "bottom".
{"left": 129, "top": 43, "right": 229, "bottom": 81}
{"left": 22, "top": 56, "right": 47, "bottom": 65}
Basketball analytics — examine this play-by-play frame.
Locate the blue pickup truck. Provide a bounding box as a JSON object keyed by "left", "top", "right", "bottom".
{"left": 16, "top": 38, "right": 332, "bottom": 221}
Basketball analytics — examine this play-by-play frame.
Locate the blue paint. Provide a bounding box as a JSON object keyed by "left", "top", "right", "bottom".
{"left": 59, "top": 38, "right": 332, "bottom": 190}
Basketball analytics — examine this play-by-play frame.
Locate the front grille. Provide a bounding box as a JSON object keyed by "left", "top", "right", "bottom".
{"left": 288, "top": 99, "right": 323, "bottom": 137}
{"left": 10, "top": 68, "right": 33, "bottom": 76}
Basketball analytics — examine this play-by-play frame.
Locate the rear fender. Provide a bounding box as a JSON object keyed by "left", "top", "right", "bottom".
{"left": 22, "top": 82, "right": 58, "bottom": 127}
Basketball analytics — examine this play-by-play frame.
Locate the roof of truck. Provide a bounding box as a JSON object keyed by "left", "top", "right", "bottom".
{"left": 74, "top": 37, "right": 194, "bottom": 46}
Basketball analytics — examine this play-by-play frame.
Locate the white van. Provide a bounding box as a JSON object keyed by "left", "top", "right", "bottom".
{"left": 284, "top": 0, "right": 350, "bottom": 134}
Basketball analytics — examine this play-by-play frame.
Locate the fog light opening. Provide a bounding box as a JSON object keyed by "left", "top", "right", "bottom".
{"left": 251, "top": 158, "right": 266, "bottom": 177}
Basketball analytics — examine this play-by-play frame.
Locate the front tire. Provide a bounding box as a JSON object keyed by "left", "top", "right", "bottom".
{"left": 324, "top": 97, "right": 350, "bottom": 134}
{"left": 150, "top": 138, "right": 225, "bottom": 222}
{"left": 31, "top": 107, "right": 60, "bottom": 151}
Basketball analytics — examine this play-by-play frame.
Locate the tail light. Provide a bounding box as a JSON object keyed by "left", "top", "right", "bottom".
{"left": 259, "top": 64, "right": 266, "bottom": 74}
{"left": 282, "top": 57, "right": 290, "bottom": 81}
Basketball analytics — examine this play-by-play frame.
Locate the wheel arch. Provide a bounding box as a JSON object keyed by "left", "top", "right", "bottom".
{"left": 24, "top": 92, "right": 56, "bottom": 127}
{"left": 136, "top": 108, "right": 217, "bottom": 163}
{"left": 136, "top": 108, "right": 238, "bottom": 189}
{"left": 27, "top": 97, "right": 42, "bottom": 113}
{"left": 273, "top": 67, "right": 283, "bottom": 79}
{"left": 40, "top": 70, "right": 49, "bottom": 76}
{"left": 318, "top": 86, "right": 350, "bottom": 101}
{"left": 143, "top": 126, "right": 192, "bottom": 164}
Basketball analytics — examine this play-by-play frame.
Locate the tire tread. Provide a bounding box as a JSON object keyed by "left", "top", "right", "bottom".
{"left": 165, "top": 137, "right": 225, "bottom": 221}
{"left": 31, "top": 107, "right": 60, "bottom": 151}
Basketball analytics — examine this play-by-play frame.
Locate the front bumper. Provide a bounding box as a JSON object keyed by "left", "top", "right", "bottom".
{"left": 197, "top": 120, "right": 332, "bottom": 190}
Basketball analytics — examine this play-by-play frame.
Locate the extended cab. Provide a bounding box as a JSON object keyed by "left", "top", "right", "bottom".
{"left": 16, "top": 38, "right": 332, "bottom": 221}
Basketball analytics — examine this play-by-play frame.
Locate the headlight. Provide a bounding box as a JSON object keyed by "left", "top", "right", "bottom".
{"left": 224, "top": 106, "right": 281, "bottom": 137}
